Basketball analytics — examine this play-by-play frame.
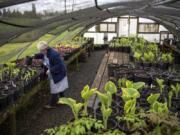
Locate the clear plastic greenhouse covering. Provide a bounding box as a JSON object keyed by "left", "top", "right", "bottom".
{"left": 0, "top": 0, "right": 180, "bottom": 62}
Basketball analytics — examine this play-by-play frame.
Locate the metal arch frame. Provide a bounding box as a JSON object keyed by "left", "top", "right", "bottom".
{"left": 69, "top": 12, "right": 180, "bottom": 38}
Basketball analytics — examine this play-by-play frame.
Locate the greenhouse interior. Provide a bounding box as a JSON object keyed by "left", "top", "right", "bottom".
{"left": 0, "top": 0, "right": 180, "bottom": 135}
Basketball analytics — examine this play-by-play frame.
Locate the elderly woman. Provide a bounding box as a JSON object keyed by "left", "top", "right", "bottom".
{"left": 34, "top": 41, "right": 68, "bottom": 109}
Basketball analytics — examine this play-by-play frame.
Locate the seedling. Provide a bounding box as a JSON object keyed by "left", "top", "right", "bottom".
{"left": 101, "top": 104, "right": 112, "bottom": 129}
{"left": 81, "top": 85, "right": 96, "bottom": 116}
{"left": 168, "top": 91, "right": 173, "bottom": 108}
{"left": 171, "top": 83, "right": 180, "bottom": 99}
{"left": 156, "top": 78, "right": 165, "bottom": 93}
{"left": 118, "top": 78, "right": 127, "bottom": 88}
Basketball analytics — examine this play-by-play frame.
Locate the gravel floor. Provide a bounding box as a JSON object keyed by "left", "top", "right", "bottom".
{"left": 15, "top": 50, "right": 106, "bottom": 135}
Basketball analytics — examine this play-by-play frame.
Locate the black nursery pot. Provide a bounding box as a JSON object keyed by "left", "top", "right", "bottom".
{"left": 158, "top": 62, "right": 169, "bottom": 70}
{"left": 118, "top": 47, "right": 123, "bottom": 52}
{"left": 129, "top": 54, "right": 134, "bottom": 62}
{"left": 118, "top": 121, "right": 136, "bottom": 134}
{"left": 134, "top": 73, "right": 152, "bottom": 85}
{"left": 142, "top": 62, "right": 151, "bottom": 68}
{"left": 0, "top": 95, "right": 8, "bottom": 110}
{"left": 108, "top": 63, "right": 119, "bottom": 77}
{"left": 168, "top": 77, "right": 180, "bottom": 85}
{"left": 97, "top": 119, "right": 118, "bottom": 134}
{"left": 124, "top": 46, "right": 131, "bottom": 53}
{"left": 2, "top": 90, "right": 14, "bottom": 105}
{"left": 95, "top": 106, "right": 119, "bottom": 120}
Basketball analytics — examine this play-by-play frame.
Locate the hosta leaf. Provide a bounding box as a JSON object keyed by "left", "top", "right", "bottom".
{"left": 74, "top": 103, "right": 83, "bottom": 114}
{"left": 81, "top": 85, "right": 96, "bottom": 100}
{"left": 133, "top": 82, "right": 145, "bottom": 90}
{"left": 126, "top": 80, "right": 133, "bottom": 88}
{"left": 124, "top": 99, "right": 136, "bottom": 114}
{"left": 59, "top": 98, "right": 76, "bottom": 109}
{"left": 101, "top": 106, "right": 112, "bottom": 118}
{"left": 122, "top": 88, "right": 140, "bottom": 101}
{"left": 105, "top": 81, "right": 117, "bottom": 94}
{"left": 147, "top": 93, "right": 160, "bottom": 105}
{"left": 96, "top": 91, "right": 108, "bottom": 107}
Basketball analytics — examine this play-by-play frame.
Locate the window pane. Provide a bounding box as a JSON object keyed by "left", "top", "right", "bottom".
{"left": 112, "top": 18, "right": 117, "bottom": 22}
{"left": 100, "top": 24, "right": 107, "bottom": 31}
{"left": 139, "top": 24, "right": 159, "bottom": 33}
{"left": 108, "top": 24, "right": 116, "bottom": 32}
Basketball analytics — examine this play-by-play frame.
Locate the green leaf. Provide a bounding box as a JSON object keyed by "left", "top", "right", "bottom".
{"left": 125, "top": 80, "right": 133, "bottom": 88}
{"left": 124, "top": 99, "right": 136, "bottom": 114}
{"left": 104, "top": 81, "right": 117, "bottom": 94}
{"left": 134, "top": 52, "right": 142, "bottom": 61}
{"left": 74, "top": 103, "right": 83, "bottom": 115}
{"left": 81, "top": 85, "right": 96, "bottom": 100}
{"left": 133, "top": 82, "right": 145, "bottom": 90}
{"left": 95, "top": 91, "right": 109, "bottom": 107}
{"left": 147, "top": 93, "right": 160, "bottom": 105}
{"left": 122, "top": 88, "right": 140, "bottom": 101}
{"left": 59, "top": 98, "right": 76, "bottom": 109}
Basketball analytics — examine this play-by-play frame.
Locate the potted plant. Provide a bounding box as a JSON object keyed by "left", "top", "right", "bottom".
{"left": 142, "top": 51, "right": 155, "bottom": 68}
{"left": 117, "top": 81, "right": 146, "bottom": 134}
{"left": 81, "top": 85, "right": 96, "bottom": 116}
{"left": 134, "top": 51, "right": 143, "bottom": 66}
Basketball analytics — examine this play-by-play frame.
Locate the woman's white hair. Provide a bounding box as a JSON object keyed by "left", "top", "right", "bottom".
{"left": 37, "top": 41, "right": 49, "bottom": 51}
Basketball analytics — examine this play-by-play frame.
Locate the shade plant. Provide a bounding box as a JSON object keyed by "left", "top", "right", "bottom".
{"left": 117, "top": 80, "right": 146, "bottom": 133}
{"left": 81, "top": 85, "right": 97, "bottom": 116}
{"left": 95, "top": 81, "right": 117, "bottom": 129}
{"left": 156, "top": 78, "right": 165, "bottom": 94}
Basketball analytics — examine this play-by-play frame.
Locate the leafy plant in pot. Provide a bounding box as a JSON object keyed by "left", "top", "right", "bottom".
{"left": 146, "top": 93, "right": 180, "bottom": 135}
{"left": 43, "top": 115, "right": 104, "bottom": 135}
{"left": 142, "top": 51, "right": 155, "bottom": 67}
{"left": 171, "top": 83, "right": 180, "bottom": 99}
{"left": 170, "top": 83, "right": 180, "bottom": 110}
{"left": 134, "top": 51, "right": 142, "bottom": 66}
{"left": 81, "top": 85, "right": 97, "bottom": 116}
{"left": 156, "top": 78, "right": 165, "bottom": 94}
{"left": 95, "top": 81, "right": 117, "bottom": 130}
{"left": 117, "top": 81, "right": 146, "bottom": 133}
{"left": 160, "top": 53, "right": 174, "bottom": 69}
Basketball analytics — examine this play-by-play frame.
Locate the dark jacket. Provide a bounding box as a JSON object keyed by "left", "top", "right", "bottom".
{"left": 34, "top": 48, "right": 67, "bottom": 84}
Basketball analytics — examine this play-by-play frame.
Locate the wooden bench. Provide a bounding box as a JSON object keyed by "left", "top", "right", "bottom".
{"left": 88, "top": 53, "right": 110, "bottom": 108}
{"left": 88, "top": 51, "right": 130, "bottom": 108}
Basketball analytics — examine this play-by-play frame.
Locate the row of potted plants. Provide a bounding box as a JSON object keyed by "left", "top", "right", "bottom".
{"left": 42, "top": 80, "right": 180, "bottom": 135}
{"left": 55, "top": 38, "right": 93, "bottom": 60}
{"left": 129, "top": 37, "right": 174, "bottom": 70}
{"left": 109, "top": 37, "right": 175, "bottom": 70}
{"left": 108, "top": 63, "right": 180, "bottom": 87}
{"left": 0, "top": 62, "right": 43, "bottom": 110}
{"left": 109, "top": 37, "right": 133, "bottom": 53}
